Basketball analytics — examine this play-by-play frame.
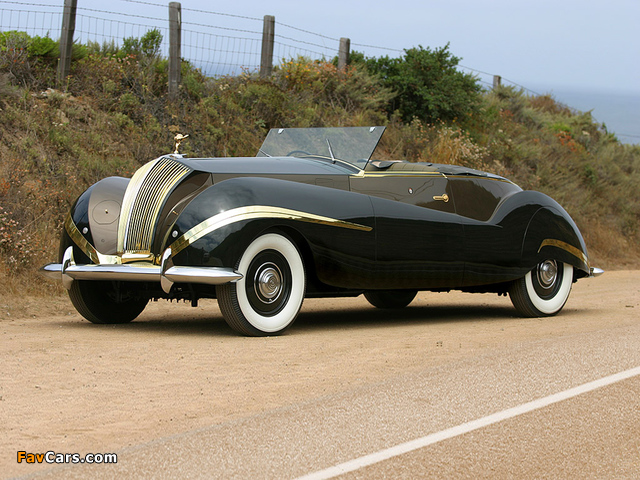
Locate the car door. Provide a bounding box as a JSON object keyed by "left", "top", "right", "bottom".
{"left": 350, "top": 173, "right": 464, "bottom": 289}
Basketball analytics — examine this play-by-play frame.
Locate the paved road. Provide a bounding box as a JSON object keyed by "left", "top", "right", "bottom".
{"left": 5, "top": 271, "right": 640, "bottom": 479}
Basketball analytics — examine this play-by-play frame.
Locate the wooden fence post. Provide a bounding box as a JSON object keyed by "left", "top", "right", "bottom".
{"left": 57, "top": 0, "right": 77, "bottom": 87}
{"left": 338, "top": 37, "right": 350, "bottom": 70}
{"left": 260, "top": 15, "right": 275, "bottom": 78}
{"left": 168, "top": 1, "right": 182, "bottom": 100}
{"left": 493, "top": 75, "right": 502, "bottom": 89}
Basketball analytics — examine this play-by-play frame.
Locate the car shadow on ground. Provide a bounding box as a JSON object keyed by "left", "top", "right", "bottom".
{"left": 293, "top": 303, "right": 519, "bottom": 333}
{"left": 59, "top": 314, "right": 234, "bottom": 336}
{"left": 57, "top": 301, "right": 520, "bottom": 337}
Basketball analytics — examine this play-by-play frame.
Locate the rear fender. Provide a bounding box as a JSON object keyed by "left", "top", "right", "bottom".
{"left": 522, "top": 206, "right": 589, "bottom": 278}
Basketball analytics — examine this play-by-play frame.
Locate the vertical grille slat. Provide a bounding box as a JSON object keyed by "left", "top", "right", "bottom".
{"left": 118, "top": 157, "right": 191, "bottom": 255}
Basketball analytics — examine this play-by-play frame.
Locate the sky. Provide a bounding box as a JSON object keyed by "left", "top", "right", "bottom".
{"left": 1, "top": 0, "right": 638, "bottom": 140}
{"left": 171, "top": 0, "right": 639, "bottom": 96}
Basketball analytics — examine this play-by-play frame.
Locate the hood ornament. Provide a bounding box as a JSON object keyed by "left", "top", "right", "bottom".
{"left": 173, "top": 133, "right": 189, "bottom": 154}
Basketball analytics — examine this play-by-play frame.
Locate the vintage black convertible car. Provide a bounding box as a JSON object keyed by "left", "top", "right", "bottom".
{"left": 42, "top": 126, "right": 602, "bottom": 335}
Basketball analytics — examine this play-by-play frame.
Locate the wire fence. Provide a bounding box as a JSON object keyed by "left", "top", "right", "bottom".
{"left": 179, "top": 6, "right": 262, "bottom": 76}
{"left": 0, "top": 5, "right": 61, "bottom": 38}
{"left": 0, "top": 0, "right": 542, "bottom": 88}
{"left": 76, "top": 13, "right": 168, "bottom": 51}
{"left": 0, "top": 0, "right": 637, "bottom": 142}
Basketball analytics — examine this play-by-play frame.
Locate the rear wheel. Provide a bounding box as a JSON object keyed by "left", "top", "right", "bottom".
{"left": 509, "top": 260, "right": 573, "bottom": 317}
{"left": 364, "top": 290, "right": 417, "bottom": 309}
{"left": 217, "top": 233, "right": 305, "bottom": 336}
{"left": 69, "top": 280, "right": 148, "bottom": 324}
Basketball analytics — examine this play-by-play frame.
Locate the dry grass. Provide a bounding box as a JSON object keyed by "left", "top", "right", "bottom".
{"left": 0, "top": 57, "right": 639, "bottom": 294}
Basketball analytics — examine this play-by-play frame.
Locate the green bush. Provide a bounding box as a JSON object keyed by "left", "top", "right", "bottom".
{"left": 354, "top": 44, "right": 482, "bottom": 125}
{"left": 140, "top": 29, "right": 162, "bottom": 58}
{"left": 28, "top": 35, "right": 58, "bottom": 58}
{"left": 0, "top": 30, "right": 30, "bottom": 50}
{"left": 122, "top": 28, "right": 162, "bottom": 59}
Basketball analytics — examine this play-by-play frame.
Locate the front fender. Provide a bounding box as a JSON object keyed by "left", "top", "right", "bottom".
{"left": 169, "top": 177, "right": 376, "bottom": 288}
{"left": 58, "top": 176, "right": 129, "bottom": 263}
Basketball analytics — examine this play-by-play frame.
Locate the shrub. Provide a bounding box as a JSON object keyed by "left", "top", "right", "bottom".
{"left": 28, "top": 35, "right": 58, "bottom": 58}
{"left": 272, "top": 56, "right": 392, "bottom": 124}
{"left": 375, "top": 118, "right": 487, "bottom": 168}
{"left": 122, "top": 28, "right": 162, "bottom": 60}
{"left": 354, "top": 44, "right": 482, "bottom": 125}
{"left": 0, "top": 31, "right": 59, "bottom": 88}
{"left": 86, "top": 39, "right": 120, "bottom": 57}
{"left": 0, "top": 30, "right": 33, "bottom": 85}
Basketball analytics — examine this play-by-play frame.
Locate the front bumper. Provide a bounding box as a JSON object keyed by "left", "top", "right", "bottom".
{"left": 589, "top": 267, "right": 604, "bottom": 277}
{"left": 40, "top": 246, "right": 242, "bottom": 293}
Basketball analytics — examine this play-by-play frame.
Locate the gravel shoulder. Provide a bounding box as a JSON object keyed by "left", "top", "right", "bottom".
{"left": 2, "top": 270, "right": 639, "bottom": 477}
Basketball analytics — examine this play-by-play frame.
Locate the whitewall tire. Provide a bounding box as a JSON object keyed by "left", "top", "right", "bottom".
{"left": 217, "top": 233, "right": 306, "bottom": 336}
{"left": 509, "top": 260, "right": 573, "bottom": 317}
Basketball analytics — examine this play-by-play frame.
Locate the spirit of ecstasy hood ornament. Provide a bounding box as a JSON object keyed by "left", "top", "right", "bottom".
{"left": 173, "top": 133, "right": 189, "bottom": 154}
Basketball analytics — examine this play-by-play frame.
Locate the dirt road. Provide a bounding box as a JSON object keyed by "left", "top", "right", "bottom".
{"left": 2, "top": 271, "right": 639, "bottom": 478}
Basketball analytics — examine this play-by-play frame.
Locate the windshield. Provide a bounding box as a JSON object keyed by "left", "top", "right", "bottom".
{"left": 257, "top": 126, "right": 385, "bottom": 170}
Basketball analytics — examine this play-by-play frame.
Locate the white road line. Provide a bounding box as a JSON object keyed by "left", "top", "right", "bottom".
{"left": 296, "top": 365, "right": 640, "bottom": 480}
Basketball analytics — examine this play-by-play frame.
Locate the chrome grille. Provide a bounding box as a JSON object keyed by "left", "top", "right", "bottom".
{"left": 117, "top": 157, "right": 191, "bottom": 255}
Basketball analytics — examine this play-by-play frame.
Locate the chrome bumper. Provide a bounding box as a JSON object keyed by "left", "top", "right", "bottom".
{"left": 40, "top": 247, "right": 242, "bottom": 293}
{"left": 589, "top": 267, "right": 604, "bottom": 277}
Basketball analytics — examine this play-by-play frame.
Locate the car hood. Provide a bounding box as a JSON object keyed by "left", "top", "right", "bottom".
{"left": 180, "top": 155, "right": 358, "bottom": 176}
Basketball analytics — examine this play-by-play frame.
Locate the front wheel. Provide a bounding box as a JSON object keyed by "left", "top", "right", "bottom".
{"left": 68, "top": 280, "right": 148, "bottom": 324}
{"left": 217, "top": 233, "right": 306, "bottom": 336}
{"left": 509, "top": 260, "right": 573, "bottom": 317}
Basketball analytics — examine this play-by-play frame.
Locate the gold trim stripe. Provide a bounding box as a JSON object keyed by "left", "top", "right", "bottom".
{"left": 65, "top": 214, "right": 122, "bottom": 265}
{"left": 444, "top": 174, "right": 516, "bottom": 185}
{"left": 170, "top": 206, "right": 373, "bottom": 257}
{"left": 65, "top": 213, "right": 100, "bottom": 264}
{"left": 538, "top": 238, "right": 588, "bottom": 266}
{"left": 357, "top": 172, "right": 445, "bottom": 178}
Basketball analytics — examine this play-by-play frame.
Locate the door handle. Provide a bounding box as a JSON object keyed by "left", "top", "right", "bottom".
{"left": 433, "top": 193, "right": 449, "bottom": 203}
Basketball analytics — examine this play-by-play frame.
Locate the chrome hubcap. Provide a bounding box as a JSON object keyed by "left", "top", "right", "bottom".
{"left": 255, "top": 263, "right": 283, "bottom": 303}
{"left": 537, "top": 260, "right": 558, "bottom": 288}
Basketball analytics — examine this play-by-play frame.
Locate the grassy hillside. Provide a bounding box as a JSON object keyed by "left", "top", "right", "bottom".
{"left": 1, "top": 33, "right": 639, "bottom": 294}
